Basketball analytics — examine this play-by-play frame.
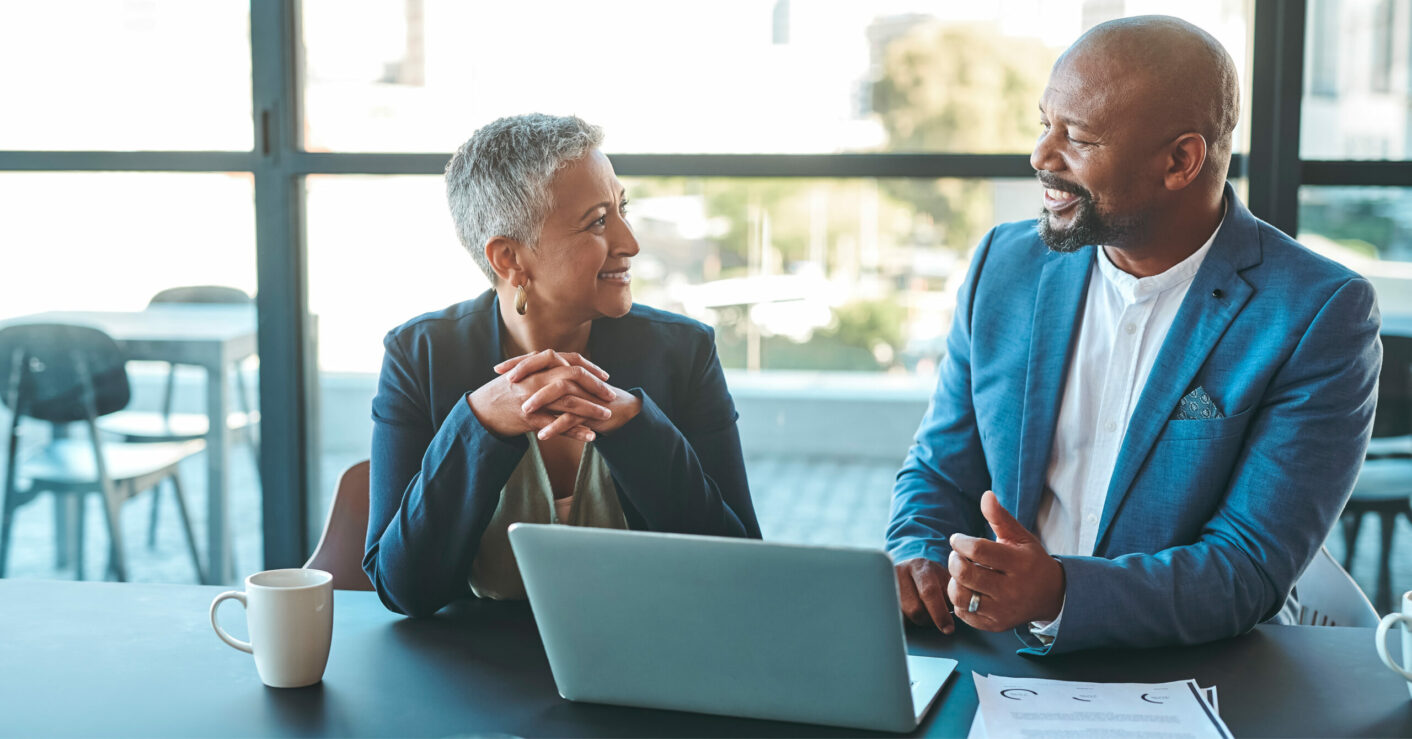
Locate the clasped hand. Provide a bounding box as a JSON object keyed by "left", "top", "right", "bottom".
{"left": 468, "top": 349, "right": 640, "bottom": 443}
{"left": 895, "top": 491, "right": 1065, "bottom": 634}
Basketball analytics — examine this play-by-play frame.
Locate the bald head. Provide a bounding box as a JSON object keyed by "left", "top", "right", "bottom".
{"left": 1060, "top": 15, "right": 1239, "bottom": 183}
{"left": 1032, "top": 16, "right": 1239, "bottom": 259}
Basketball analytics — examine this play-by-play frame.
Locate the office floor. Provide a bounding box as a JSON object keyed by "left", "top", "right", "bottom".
{"left": 3, "top": 447, "right": 1410, "bottom": 616}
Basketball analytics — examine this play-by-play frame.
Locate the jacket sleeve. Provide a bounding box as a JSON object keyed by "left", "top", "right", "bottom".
{"left": 1033, "top": 277, "right": 1380, "bottom": 655}
{"left": 363, "top": 331, "right": 527, "bottom": 617}
{"left": 592, "top": 326, "right": 761, "bottom": 539}
{"left": 885, "top": 229, "right": 997, "bottom": 567}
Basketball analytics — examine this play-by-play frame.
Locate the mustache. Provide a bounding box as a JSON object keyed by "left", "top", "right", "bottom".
{"left": 1035, "top": 172, "right": 1092, "bottom": 200}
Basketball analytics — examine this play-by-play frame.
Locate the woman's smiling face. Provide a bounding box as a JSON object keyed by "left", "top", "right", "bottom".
{"left": 524, "top": 149, "right": 639, "bottom": 323}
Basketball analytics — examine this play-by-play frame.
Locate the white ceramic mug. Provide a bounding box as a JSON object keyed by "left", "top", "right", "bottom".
{"left": 1376, "top": 589, "right": 1412, "bottom": 699}
{"left": 210, "top": 568, "right": 334, "bottom": 688}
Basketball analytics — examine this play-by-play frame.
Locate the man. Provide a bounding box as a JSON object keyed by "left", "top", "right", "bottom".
{"left": 886, "top": 16, "right": 1381, "bottom": 655}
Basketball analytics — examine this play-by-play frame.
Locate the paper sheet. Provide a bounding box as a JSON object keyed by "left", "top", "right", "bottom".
{"left": 966, "top": 673, "right": 1230, "bottom": 739}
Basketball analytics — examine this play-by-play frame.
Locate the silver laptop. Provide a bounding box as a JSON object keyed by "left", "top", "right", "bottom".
{"left": 507, "top": 524, "right": 956, "bottom": 732}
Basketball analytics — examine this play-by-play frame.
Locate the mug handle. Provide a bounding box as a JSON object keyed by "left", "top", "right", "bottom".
{"left": 1375, "top": 612, "right": 1412, "bottom": 681}
{"left": 210, "top": 590, "right": 253, "bottom": 654}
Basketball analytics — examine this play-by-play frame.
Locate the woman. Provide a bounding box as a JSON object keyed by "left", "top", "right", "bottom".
{"left": 364, "top": 114, "right": 761, "bottom": 616}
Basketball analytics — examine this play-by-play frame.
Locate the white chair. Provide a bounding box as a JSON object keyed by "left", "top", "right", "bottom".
{"left": 1292, "top": 546, "right": 1380, "bottom": 627}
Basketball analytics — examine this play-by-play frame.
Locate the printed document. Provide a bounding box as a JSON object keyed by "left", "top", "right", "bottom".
{"left": 967, "top": 673, "right": 1230, "bottom": 738}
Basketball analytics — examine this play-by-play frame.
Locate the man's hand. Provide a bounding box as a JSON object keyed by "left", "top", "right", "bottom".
{"left": 946, "top": 490, "right": 1065, "bottom": 632}
{"left": 894, "top": 557, "right": 956, "bottom": 634}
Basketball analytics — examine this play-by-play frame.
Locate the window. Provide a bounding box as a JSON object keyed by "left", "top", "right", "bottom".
{"left": 0, "top": 172, "right": 259, "bottom": 582}
{"left": 13, "top": 0, "right": 1332, "bottom": 567}
{"left": 300, "top": 0, "right": 1251, "bottom": 156}
{"left": 1301, "top": 0, "right": 1412, "bottom": 160}
{"left": 0, "top": 1, "right": 252, "bottom": 151}
{"left": 1308, "top": 0, "right": 1342, "bottom": 96}
{"left": 300, "top": 0, "right": 1253, "bottom": 546}
{"left": 1298, "top": 184, "right": 1412, "bottom": 335}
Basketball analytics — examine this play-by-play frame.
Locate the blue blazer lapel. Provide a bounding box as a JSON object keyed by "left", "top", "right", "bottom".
{"left": 1094, "top": 187, "right": 1263, "bottom": 550}
{"left": 1016, "top": 246, "right": 1093, "bottom": 529}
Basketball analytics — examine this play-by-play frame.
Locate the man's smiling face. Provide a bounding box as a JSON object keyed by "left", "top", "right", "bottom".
{"left": 1031, "top": 49, "right": 1172, "bottom": 253}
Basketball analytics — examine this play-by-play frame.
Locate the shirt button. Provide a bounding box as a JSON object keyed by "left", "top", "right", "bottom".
{"left": 1105, "top": 421, "right": 1117, "bottom": 432}
{"left": 1125, "top": 323, "right": 1137, "bottom": 334}
{"left": 1086, "top": 513, "right": 1098, "bottom": 523}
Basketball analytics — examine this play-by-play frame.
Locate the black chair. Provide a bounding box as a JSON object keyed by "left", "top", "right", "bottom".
{"left": 0, "top": 324, "right": 206, "bottom": 581}
{"left": 1342, "top": 333, "right": 1412, "bottom": 614}
{"left": 97, "top": 286, "right": 259, "bottom": 551}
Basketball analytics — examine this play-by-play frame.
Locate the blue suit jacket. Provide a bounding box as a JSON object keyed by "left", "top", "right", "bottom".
{"left": 887, "top": 185, "right": 1381, "bottom": 654}
{"left": 365, "top": 290, "right": 761, "bottom": 616}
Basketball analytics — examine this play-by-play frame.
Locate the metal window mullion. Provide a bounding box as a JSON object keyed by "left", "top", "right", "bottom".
{"left": 1248, "top": 0, "right": 1306, "bottom": 234}
{"left": 609, "top": 153, "right": 1040, "bottom": 178}
{"left": 287, "top": 152, "right": 1042, "bottom": 178}
{"left": 1300, "top": 160, "right": 1412, "bottom": 186}
{"left": 0, "top": 151, "right": 256, "bottom": 172}
{"left": 251, "top": 0, "right": 315, "bottom": 573}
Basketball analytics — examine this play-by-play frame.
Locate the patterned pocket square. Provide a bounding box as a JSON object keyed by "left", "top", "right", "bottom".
{"left": 1173, "top": 386, "right": 1224, "bottom": 420}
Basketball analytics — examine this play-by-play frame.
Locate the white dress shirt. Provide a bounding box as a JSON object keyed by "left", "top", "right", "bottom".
{"left": 1031, "top": 210, "right": 1225, "bottom": 639}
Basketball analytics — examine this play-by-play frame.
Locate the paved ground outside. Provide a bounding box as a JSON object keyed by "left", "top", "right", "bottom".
{"left": 4, "top": 441, "right": 1410, "bottom": 618}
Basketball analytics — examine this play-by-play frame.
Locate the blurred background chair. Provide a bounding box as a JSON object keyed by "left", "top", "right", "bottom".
{"left": 97, "top": 286, "right": 259, "bottom": 554}
{"left": 1341, "top": 333, "right": 1412, "bottom": 614}
{"left": 1294, "top": 546, "right": 1380, "bottom": 627}
{"left": 305, "top": 459, "right": 373, "bottom": 591}
{"left": 0, "top": 324, "right": 206, "bottom": 581}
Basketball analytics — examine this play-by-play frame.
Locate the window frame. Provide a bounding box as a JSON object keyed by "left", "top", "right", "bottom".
{"left": 0, "top": 0, "right": 1409, "bottom": 571}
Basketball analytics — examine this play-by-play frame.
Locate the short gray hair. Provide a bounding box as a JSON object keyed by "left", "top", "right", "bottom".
{"left": 445, "top": 113, "right": 605, "bottom": 284}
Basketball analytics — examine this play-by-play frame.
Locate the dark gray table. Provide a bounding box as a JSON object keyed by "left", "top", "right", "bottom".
{"left": 2, "top": 579, "right": 1409, "bottom": 738}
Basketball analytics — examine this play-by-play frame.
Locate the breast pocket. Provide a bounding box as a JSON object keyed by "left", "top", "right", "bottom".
{"left": 1157, "top": 406, "right": 1254, "bottom": 442}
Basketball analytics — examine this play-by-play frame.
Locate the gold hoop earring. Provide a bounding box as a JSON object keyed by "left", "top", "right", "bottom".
{"left": 515, "top": 283, "right": 528, "bottom": 316}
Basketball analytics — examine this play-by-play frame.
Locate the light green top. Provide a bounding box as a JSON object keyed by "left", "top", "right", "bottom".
{"left": 469, "top": 434, "right": 627, "bottom": 600}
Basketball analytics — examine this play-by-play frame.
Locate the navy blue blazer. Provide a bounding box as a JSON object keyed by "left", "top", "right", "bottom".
{"left": 888, "top": 185, "right": 1381, "bottom": 654}
{"left": 365, "top": 290, "right": 761, "bottom": 616}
